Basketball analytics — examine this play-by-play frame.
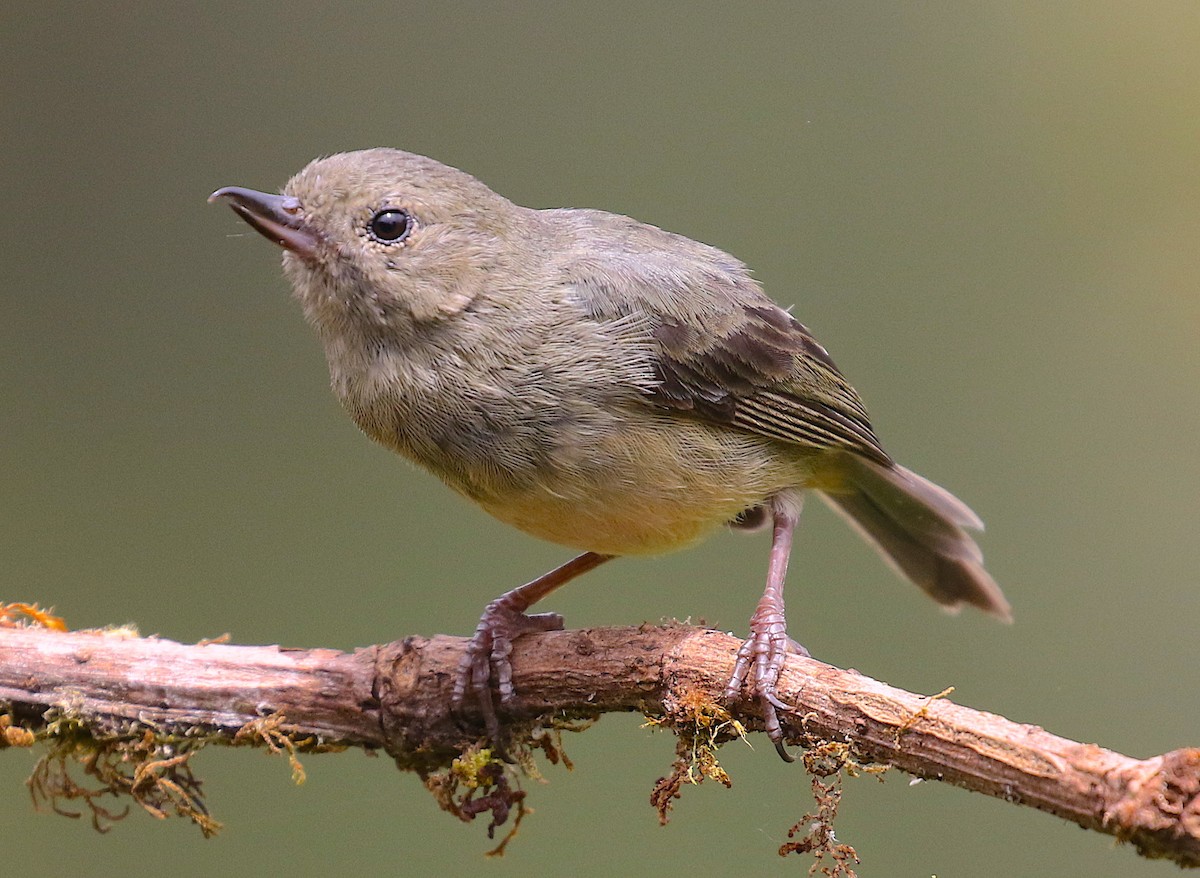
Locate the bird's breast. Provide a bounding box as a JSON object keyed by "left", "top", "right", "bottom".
{"left": 323, "top": 329, "right": 815, "bottom": 556}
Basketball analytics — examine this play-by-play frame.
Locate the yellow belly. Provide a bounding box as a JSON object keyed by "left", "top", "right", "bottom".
{"left": 476, "top": 418, "right": 815, "bottom": 556}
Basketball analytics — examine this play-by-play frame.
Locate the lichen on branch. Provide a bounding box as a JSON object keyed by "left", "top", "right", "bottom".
{"left": 1, "top": 606, "right": 1197, "bottom": 868}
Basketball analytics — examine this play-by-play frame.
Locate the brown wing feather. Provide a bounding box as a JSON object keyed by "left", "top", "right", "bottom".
{"left": 646, "top": 304, "right": 892, "bottom": 467}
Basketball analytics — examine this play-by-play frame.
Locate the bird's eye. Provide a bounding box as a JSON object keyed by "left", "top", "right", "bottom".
{"left": 367, "top": 209, "right": 413, "bottom": 244}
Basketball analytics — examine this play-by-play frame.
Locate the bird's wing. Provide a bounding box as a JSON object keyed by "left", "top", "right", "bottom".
{"left": 644, "top": 302, "right": 892, "bottom": 467}
{"left": 556, "top": 208, "right": 890, "bottom": 466}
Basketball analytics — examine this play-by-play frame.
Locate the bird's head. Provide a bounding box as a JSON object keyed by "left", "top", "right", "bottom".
{"left": 210, "top": 148, "right": 522, "bottom": 339}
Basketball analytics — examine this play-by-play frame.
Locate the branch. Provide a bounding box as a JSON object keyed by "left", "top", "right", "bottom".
{"left": 1, "top": 618, "right": 1197, "bottom": 866}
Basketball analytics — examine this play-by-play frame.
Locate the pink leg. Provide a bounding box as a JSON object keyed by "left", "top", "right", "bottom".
{"left": 724, "top": 493, "right": 807, "bottom": 761}
{"left": 453, "top": 551, "right": 614, "bottom": 746}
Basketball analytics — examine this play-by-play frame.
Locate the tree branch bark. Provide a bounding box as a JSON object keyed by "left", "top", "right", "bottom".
{"left": 1, "top": 620, "right": 1196, "bottom": 866}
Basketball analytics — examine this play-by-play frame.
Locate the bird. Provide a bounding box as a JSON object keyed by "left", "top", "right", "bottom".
{"left": 210, "top": 148, "right": 1009, "bottom": 760}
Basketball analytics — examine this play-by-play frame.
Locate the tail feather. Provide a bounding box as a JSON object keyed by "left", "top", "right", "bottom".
{"left": 820, "top": 455, "right": 1011, "bottom": 621}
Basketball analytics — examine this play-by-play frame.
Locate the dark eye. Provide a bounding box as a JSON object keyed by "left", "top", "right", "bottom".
{"left": 367, "top": 209, "right": 412, "bottom": 244}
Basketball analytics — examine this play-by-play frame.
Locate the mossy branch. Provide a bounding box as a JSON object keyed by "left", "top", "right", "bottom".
{"left": 1, "top": 614, "right": 1197, "bottom": 867}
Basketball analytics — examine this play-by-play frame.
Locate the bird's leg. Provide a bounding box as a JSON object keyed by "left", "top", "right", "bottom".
{"left": 453, "top": 551, "right": 614, "bottom": 746}
{"left": 725, "top": 492, "right": 807, "bottom": 762}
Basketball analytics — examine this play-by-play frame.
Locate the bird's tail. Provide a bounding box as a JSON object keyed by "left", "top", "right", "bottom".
{"left": 819, "top": 454, "right": 1011, "bottom": 621}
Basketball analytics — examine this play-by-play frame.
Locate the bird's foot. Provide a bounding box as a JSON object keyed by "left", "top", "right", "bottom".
{"left": 724, "top": 612, "right": 809, "bottom": 762}
{"left": 451, "top": 597, "right": 564, "bottom": 750}
{"left": 449, "top": 553, "right": 612, "bottom": 754}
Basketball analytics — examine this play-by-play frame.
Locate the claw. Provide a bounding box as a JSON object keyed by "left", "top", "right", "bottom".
{"left": 772, "top": 731, "right": 796, "bottom": 763}
{"left": 728, "top": 622, "right": 804, "bottom": 762}
{"left": 450, "top": 552, "right": 613, "bottom": 748}
{"left": 453, "top": 601, "right": 564, "bottom": 747}
{"left": 723, "top": 491, "right": 805, "bottom": 762}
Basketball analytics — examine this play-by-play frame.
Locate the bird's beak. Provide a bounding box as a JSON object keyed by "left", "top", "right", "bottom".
{"left": 208, "top": 186, "right": 320, "bottom": 259}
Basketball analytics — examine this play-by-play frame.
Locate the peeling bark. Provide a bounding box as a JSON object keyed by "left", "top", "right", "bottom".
{"left": 0, "top": 622, "right": 1196, "bottom": 866}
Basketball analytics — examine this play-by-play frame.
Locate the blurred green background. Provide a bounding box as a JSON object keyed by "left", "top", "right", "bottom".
{"left": 3, "top": 2, "right": 1198, "bottom": 875}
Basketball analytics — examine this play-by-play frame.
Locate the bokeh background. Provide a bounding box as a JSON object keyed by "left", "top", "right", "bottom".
{"left": 3, "top": 3, "right": 1198, "bottom": 875}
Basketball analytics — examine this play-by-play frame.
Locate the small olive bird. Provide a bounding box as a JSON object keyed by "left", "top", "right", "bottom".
{"left": 211, "top": 148, "right": 1009, "bottom": 760}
